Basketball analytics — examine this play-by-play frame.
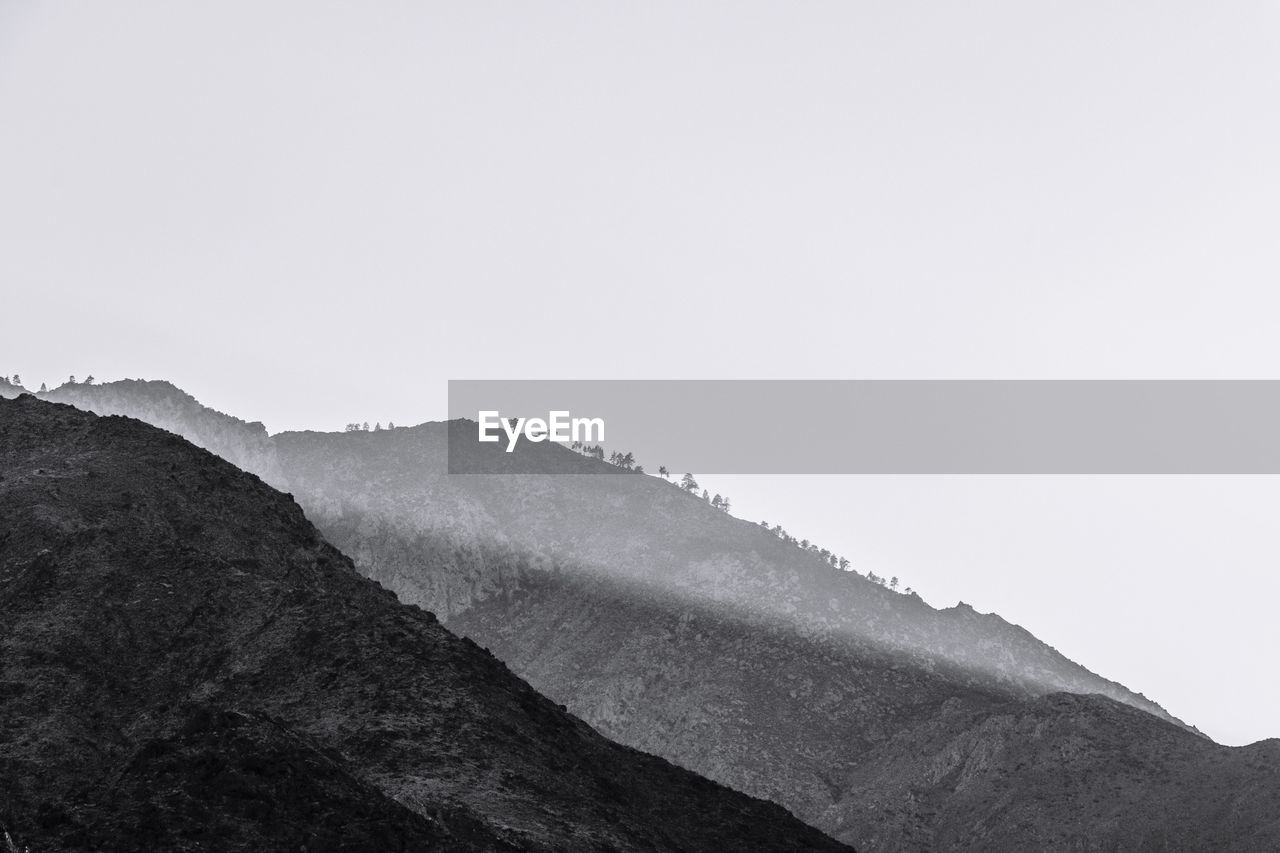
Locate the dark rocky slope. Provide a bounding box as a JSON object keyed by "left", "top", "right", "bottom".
{"left": 0, "top": 395, "right": 851, "bottom": 852}
{"left": 27, "top": 380, "right": 1280, "bottom": 851}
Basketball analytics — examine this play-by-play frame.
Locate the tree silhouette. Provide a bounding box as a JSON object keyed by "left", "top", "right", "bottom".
{"left": 658, "top": 465, "right": 669, "bottom": 479}
{"left": 680, "top": 473, "right": 699, "bottom": 492}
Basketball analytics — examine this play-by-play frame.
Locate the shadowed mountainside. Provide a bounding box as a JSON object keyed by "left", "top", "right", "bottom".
{"left": 0, "top": 394, "right": 852, "bottom": 852}
{"left": 24, "top": 379, "right": 1280, "bottom": 851}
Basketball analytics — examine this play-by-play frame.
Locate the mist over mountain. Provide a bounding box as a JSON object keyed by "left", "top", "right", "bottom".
{"left": 0, "top": 394, "right": 851, "bottom": 852}
{"left": 2, "top": 378, "right": 282, "bottom": 483}
{"left": 18, "top": 379, "right": 1280, "bottom": 851}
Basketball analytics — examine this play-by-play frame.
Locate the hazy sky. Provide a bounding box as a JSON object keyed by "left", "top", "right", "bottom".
{"left": 3, "top": 2, "right": 1279, "bottom": 744}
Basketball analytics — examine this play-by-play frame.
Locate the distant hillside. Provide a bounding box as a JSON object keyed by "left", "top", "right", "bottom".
{"left": 0, "top": 394, "right": 851, "bottom": 852}
{"left": 450, "top": 569, "right": 1280, "bottom": 851}
{"left": 272, "top": 419, "right": 1184, "bottom": 727}
{"left": 35, "top": 379, "right": 284, "bottom": 484}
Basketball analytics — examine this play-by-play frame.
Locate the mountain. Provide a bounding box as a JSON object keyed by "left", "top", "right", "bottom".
{"left": 271, "top": 419, "right": 1183, "bottom": 723}
{"left": 36, "top": 379, "right": 284, "bottom": 483}
{"left": 25, "top": 379, "right": 1280, "bottom": 851}
{"left": 0, "top": 394, "right": 852, "bottom": 852}
{"left": 448, "top": 570, "right": 1280, "bottom": 851}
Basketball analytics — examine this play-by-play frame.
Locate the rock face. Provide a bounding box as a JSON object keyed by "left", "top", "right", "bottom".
{"left": 0, "top": 395, "right": 852, "bottom": 853}
{"left": 21, "top": 380, "right": 1280, "bottom": 851}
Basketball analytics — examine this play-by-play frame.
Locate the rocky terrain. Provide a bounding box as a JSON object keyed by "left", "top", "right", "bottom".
{"left": 17, "top": 378, "right": 1280, "bottom": 851}
{"left": 451, "top": 570, "right": 1280, "bottom": 851}
{"left": 269, "top": 418, "right": 1182, "bottom": 724}
{"left": 0, "top": 394, "right": 852, "bottom": 852}
{"left": 19, "top": 378, "right": 1175, "bottom": 722}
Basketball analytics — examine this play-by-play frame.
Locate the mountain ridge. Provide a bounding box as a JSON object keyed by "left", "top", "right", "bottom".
{"left": 0, "top": 393, "right": 852, "bottom": 852}
{"left": 15, "top": 378, "right": 1280, "bottom": 851}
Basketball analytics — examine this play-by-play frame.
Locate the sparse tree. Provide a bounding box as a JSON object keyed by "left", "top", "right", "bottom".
{"left": 69, "top": 375, "right": 76, "bottom": 384}
{"left": 388, "top": 421, "right": 395, "bottom": 429}
{"left": 39, "top": 382, "right": 47, "bottom": 393}
{"left": 711, "top": 494, "right": 723, "bottom": 509}
{"left": 720, "top": 497, "right": 731, "bottom": 513}
{"left": 85, "top": 375, "right": 95, "bottom": 384}
{"left": 362, "top": 421, "right": 370, "bottom": 431}
{"left": 374, "top": 422, "right": 382, "bottom": 431}
{"left": 658, "top": 465, "right": 669, "bottom": 479}
{"left": 701, "top": 489, "right": 709, "bottom": 501}
{"left": 634, "top": 464, "right": 645, "bottom": 474}
{"left": 889, "top": 576, "right": 899, "bottom": 591}
{"left": 838, "top": 556, "right": 850, "bottom": 571}
{"left": 680, "top": 473, "right": 699, "bottom": 492}
{"left": 11, "top": 374, "right": 20, "bottom": 386}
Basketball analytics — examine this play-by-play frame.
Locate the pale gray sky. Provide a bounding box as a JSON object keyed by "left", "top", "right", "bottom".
{"left": 3, "top": 1, "right": 1279, "bottom": 744}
